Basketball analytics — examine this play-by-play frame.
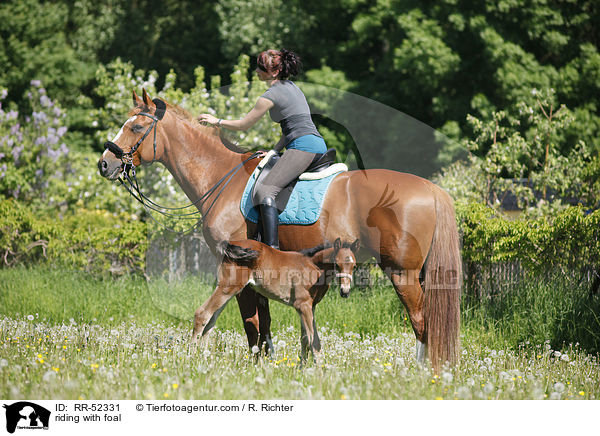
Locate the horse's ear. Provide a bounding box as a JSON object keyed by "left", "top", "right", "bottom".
{"left": 334, "top": 238, "right": 342, "bottom": 251}
{"left": 142, "top": 88, "right": 152, "bottom": 106}
{"left": 132, "top": 90, "right": 143, "bottom": 107}
{"left": 351, "top": 238, "right": 360, "bottom": 252}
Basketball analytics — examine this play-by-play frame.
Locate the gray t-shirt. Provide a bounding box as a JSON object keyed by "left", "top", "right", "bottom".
{"left": 261, "top": 81, "right": 321, "bottom": 150}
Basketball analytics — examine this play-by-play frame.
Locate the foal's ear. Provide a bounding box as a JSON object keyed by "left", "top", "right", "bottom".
{"left": 351, "top": 239, "right": 360, "bottom": 252}
{"left": 132, "top": 90, "right": 143, "bottom": 107}
{"left": 334, "top": 237, "right": 342, "bottom": 251}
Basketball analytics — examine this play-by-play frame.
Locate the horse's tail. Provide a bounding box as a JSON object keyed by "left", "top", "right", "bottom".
{"left": 217, "top": 241, "right": 260, "bottom": 265}
{"left": 424, "top": 185, "right": 462, "bottom": 372}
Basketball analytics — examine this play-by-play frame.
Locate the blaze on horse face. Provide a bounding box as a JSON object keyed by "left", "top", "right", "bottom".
{"left": 97, "top": 89, "right": 162, "bottom": 180}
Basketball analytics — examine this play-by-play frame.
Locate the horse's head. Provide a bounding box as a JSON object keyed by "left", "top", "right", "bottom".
{"left": 332, "top": 237, "right": 360, "bottom": 298}
{"left": 98, "top": 89, "right": 167, "bottom": 180}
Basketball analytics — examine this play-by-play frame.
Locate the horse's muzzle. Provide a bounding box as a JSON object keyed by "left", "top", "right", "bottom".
{"left": 98, "top": 155, "right": 122, "bottom": 180}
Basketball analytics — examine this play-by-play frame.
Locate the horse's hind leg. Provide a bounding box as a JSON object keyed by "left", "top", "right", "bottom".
{"left": 380, "top": 262, "right": 426, "bottom": 362}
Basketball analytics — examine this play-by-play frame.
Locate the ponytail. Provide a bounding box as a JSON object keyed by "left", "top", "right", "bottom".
{"left": 257, "top": 49, "right": 302, "bottom": 80}
{"left": 278, "top": 49, "right": 302, "bottom": 79}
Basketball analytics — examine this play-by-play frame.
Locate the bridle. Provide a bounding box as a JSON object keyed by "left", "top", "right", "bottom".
{"left": 336, "top": 272, "right": 354, "bottom": 282}
{"left": 331, "top": 249, "right": 354, "bottom": 284}
{"left": 103, "top": 98, "right": 166, "bottom": 168}
{"left": 103, "top": 98, "right": 260, "bottom": 233}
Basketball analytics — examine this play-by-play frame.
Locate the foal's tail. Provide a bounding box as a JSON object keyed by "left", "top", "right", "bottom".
{"left": 217, "top": 241, "right": 260, "bottom": 265}
{"left": 424, "top": 185, "right": 462, "bottom": 372}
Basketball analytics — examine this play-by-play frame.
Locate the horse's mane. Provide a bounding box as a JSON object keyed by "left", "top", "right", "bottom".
{"left": 167, "top": 102, "right": 250, "bottom": 154}
{"left": 136, "top": 100, "right": 249, "bottom": 154}
{"left": 299, "top": 243, "right": 333, "bottom": 258}
{"left": 300, "top": 240, "right": 359, "bottom": 258}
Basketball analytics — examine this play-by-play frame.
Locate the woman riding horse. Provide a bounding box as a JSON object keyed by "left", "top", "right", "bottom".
{"left": 198, "top": 49, "right": 326, "bottom": 249}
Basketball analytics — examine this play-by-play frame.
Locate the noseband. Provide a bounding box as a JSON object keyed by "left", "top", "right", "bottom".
{"left": 104, "top": 98, "right": 166, "bottom": 167}
{"left": 336, "top": 272, "right": 353, "bottom": 282}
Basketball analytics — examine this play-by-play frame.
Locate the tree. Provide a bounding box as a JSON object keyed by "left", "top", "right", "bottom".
{"left": 435, "top": 89, "right": 599, "bottom": 215}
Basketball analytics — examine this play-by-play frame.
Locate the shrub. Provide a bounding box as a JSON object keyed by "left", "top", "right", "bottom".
{"left": 0, "top": 82, "right": 69, "bottom": 204}
{"left": 0, "top": 199, "right": 147, "bottom": 275}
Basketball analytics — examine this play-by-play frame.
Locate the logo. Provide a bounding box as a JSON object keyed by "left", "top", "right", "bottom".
{"left": 2, "top": 402, "right": 50, "bottom": 434}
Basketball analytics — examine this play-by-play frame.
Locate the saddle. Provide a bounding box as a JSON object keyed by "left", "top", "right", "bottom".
{"left": 251, "top": 148, "right": 338, "bottom": 213}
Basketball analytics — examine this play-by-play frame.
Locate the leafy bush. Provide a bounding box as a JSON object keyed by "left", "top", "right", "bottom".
{"left": 0, "top": 199, "right": 147, "bottom": 275}
{"left": 435, "top": 89, "right": 599, "bottom": 216}
{"left": 458, "top": 201, "right": 600, "bottom": 275}
{"left": 0, "top": 82, "right": 69, "bottom": 203}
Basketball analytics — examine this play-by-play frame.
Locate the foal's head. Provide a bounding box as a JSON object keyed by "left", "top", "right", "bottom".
{"left": 331, "top": 238, "right": 360, "bottom": 298}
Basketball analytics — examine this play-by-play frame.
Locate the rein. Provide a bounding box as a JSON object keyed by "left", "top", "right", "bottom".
{"left": 105, "top": 98, "right": 260, "bottom": 233}
{"left": 118, "top": 152, "right": 260, "bottom": 234}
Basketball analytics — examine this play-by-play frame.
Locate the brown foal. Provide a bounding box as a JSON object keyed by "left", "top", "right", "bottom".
{"left": 192, "top": 238, "right": 359, "bottom": 361}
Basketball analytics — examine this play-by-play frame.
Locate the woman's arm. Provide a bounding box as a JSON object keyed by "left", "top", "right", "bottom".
{"left": 198, "top": 97, "right": 274, "bottom": 131}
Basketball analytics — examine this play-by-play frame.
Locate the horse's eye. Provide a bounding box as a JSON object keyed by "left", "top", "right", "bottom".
{"left": 131, "top": 124, "right": 144, "bottom": 133}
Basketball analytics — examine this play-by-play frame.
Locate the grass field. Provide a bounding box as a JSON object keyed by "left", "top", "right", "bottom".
{"left": 1, "top": 266, "right": 598, "bottom": 400}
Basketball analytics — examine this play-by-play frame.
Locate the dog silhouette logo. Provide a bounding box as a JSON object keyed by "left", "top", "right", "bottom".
{"left": 3, "top": 402, "right": 50, "bottom": 433}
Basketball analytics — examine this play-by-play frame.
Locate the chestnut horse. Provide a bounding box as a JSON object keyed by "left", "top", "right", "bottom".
{"left": 192, "top": 238, "right": 360, "bottom": 362}
{"left": 97, "top": 89, "right": 462, "bottom": 370}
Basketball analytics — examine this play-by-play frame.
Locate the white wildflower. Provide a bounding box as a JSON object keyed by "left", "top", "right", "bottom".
{"left": 456, "top": 387, "right": 471, "bottom": 400}
{"left": 441, "top": 372, "right": 453, "bottom": 384}
{"left": 483, "top": 382, "right": 494, "bottom": 394}
{"left": 42, "top": 371, "right": 56, "bottom": 382}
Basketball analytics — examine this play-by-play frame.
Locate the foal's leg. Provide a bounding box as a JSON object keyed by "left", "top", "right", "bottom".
{"left": 295, "top": 302, "right": 317, "bottom": 363}
{"left": 311, "top": 306, "right": 321, "bottom": 353}
{"left": 192, "top": 285, "right": 241, "bottom": 344}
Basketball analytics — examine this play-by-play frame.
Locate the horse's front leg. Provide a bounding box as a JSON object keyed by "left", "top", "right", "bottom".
{"left": 235, "top": 285, "right": 261, "bottom": 349}
{"left": 192, "top": 285, "right": 241, "bottom": 345}
{"left": 257, "top": 294, "right": 275, "bottom": 355}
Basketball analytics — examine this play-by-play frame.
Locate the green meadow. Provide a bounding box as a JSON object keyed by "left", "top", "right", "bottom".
{"left": 0, "top": 266, "right": 598, "bottom": 400}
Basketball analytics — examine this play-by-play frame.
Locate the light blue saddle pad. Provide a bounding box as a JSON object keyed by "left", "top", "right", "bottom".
{"left": 240, "top": 170, "right": 344, "bottom": 225}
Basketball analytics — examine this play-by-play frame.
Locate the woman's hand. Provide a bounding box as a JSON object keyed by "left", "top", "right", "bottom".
{"left": 198, "top": 114, "right": 219, "bottom": 125}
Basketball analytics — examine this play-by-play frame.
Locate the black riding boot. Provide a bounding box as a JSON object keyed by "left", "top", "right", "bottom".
{"left": 259, "top": 198, "right": 279, "bottom": 249}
